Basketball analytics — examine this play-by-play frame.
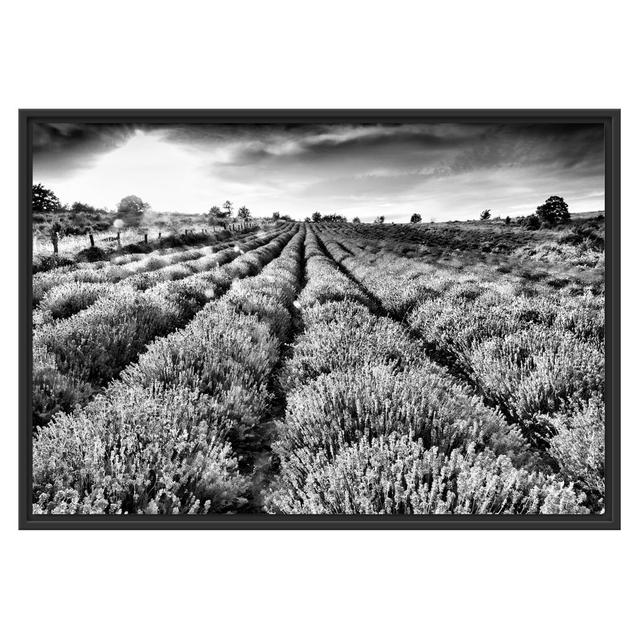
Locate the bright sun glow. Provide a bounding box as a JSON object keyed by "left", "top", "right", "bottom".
{"left": 51, "top": 130, "right": 216, "bottom": 213}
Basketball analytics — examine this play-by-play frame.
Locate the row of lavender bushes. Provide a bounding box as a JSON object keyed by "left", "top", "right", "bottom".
{"left": 33, "top": 228, "right": 297, "bottom": 427}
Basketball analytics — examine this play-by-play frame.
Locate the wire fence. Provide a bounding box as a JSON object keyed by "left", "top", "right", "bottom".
{"left": 32, "top": 221, "right": 259, "bottom": 259}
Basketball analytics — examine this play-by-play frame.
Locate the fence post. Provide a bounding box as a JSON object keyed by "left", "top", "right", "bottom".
{"left": 158, "top": 232, "right": 162, "bottom": 240}
{"left": 116, "top": 231, "right": 121, "bottom": 246}
{"left": 89, "top": 234, "right": 95, "bottom": 248}
{"left": 144, "top": 233, "right": 148, "bottom": 244}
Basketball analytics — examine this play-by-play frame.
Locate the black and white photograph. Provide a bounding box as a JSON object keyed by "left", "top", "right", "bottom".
{"left": 5, "top": 2, "right": 638, "bottom": 638}
{"left": 22, "top": 112, "right": 617, "bottom": 524}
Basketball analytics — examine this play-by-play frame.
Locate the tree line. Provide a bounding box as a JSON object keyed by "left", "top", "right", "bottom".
{"left": 34, "top": 183, "right": 574, "bottom": 233}
{"left": 33, "top": 185, "right": 255, "bottom": 225}
{"left": 207, "top": 200, "right": 252, "bottom": 221}
{"left": 32, "top": 185, "right": 259, "bottom": 255}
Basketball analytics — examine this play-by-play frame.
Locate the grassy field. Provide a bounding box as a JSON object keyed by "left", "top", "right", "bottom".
{"left": 31, "top": 215, "right": 605, "bottom": 515}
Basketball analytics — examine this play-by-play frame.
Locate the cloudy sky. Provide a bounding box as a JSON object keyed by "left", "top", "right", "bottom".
{"left": 32, "top": 121, "right": 605, "bottom": 222}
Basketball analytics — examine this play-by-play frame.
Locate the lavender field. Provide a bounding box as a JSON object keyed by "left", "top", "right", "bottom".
{"left": 32, "top": 215, "right": 605, "bottom": 515}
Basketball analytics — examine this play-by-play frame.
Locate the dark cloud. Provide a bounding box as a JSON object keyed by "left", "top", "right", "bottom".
{"left": 202, "top": 123, "right": 604, "bottom": 204}
{"left": 33, "top": 121, "right": 603, "bottom": 177}
{"left": 32, "top": 122, "right": 143, "bottom": 177}
{"left": 190, "top": 123, "right": 485, "bottom": 168}
{"left": 32, "top": 122, "right": 136, "bottom": 154}
{"left": 188, "top": 123, "right": 604, "bottom": 184}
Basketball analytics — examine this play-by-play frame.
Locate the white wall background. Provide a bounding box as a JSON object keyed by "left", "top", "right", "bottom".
{"left": 0, "top": 2, "right": 635, "bottom": 638}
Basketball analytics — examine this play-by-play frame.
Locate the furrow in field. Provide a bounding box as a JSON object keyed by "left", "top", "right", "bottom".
{"left": 265, "top": 227, "right": 587, "bottom": 515}
{"left": 32, "top": 228, "right": 307, "bottom": 515}
{"left": 243, "top": 225, "right": 309, "bottom": 508}
{"left": 33, "top": 227, "right": 299, "bottom": 428}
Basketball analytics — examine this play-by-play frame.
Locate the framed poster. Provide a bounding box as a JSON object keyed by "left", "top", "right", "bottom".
{"left": 19, "top": 109, "right": 620, "bottom": 529}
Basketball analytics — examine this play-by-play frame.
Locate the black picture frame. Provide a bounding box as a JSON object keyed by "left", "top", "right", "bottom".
{"left": 19, "top": 109, "right": 621, "bottom": 530}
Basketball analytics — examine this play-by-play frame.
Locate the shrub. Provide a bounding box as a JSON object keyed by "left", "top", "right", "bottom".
{"left": 125, "top": 304, "right": 280, "bottom": 430}
{"left": 32, "top": 254, "right": 75, "bottom": 274}
{"left": 38, "top": 282, "right": 120, "bottom": 322}
{"left": 276, "top": 364, "right": 526, "bottom": 463}
{"left": 281, "top": 310, "right": 422, "bottom": 389}
{"left": 34, "top": 288, "right": 183, "bottom": 388}
{"left": 269, "top": 436, "right": 586, "bottom": 515}
{"left": 76, "top": 246, "right": 109, "bottom": 263}
{"left": 410, "top": 291, "right": 604, "bottom": 355}
{"left": 300, "top": 299, "right": 372, "bottom": 327}
{"left": 32, "top": 344, "right": 93, "bottom": 427}
{"left": 554, "top": 295, "right": 604, "bottom": 344}
{"left": 547, "top": 395, "right": 605, "bottom": 508}
{"left": 150, "top": 276, "right": 228, "bottom": 323}
{"left": 223, "top": 290, "right": 292, "bottom": 343}
{"left": 463, "top": 327, "right": 604, "bottom": 443}
{"left": 33, "top": 382, "right": 249, "bottom": 514}
{"left": 298, "top": 255, "right": 372, "bottom": 309}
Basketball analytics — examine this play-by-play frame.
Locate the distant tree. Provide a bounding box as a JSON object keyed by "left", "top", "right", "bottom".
{"left": 505, "top": 216, "right": 511, "bottom": 226}
{"left": 374, "top": 216, "right": 385, "bottom": 224}
{"left": 272, "top": 211, "right": 281, "bottom": 220}
{"left": 222, "top": 200, "right": 233, "bottom": 217}
{"left": 536, "top": 196, "right": 569, "bottom": 227}
{"left": 311, "top": 211, "right": 322, "bottom": 223}
{"left": 117, "top": 195, "right": 149, "bottom": 227}
{"left": 70, "top": 201, "right": 96, "bottom": 214}
{"left": 205, "top": 206, "right": 224, "bottom": 226}
{"left": 117, "top": 194, "right": 148, "bottom": 216}
{"left": 280, "top": 214, "right": 293, "bottom": 221}
{"left": 304, "top": 217, "right": 311, "bottom": 223}
{"left": 237, "top": 205, "right": 251, "bottom": 219}
{"left": 32, "top": 183, "right": 61, "bottom": 212}
{"left": 480, "top": 209, "right": 491, "bottom": 220}
{"left": 410, "top": 213, "right": 422, "bottom": 224}
{"left": 352, "top": 217, "right": 361, "bottom": 224}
